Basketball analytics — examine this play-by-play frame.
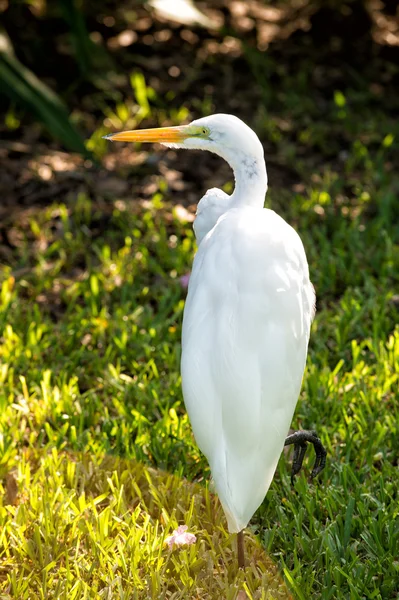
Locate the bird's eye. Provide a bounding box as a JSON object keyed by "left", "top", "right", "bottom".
{"left": 202, "top": 128, "right": 207, "bottom": 135}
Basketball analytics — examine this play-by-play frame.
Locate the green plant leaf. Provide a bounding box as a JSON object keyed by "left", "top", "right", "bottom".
{"left": 0, "top": 28, "right": 91, "bottom": 157}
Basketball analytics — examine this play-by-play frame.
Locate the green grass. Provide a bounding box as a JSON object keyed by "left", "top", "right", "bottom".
{"left": 0, "top": 451, "right": 292, "bottom": 599}
{"left": 1, "top": 40, "right": 399, "bottom": 599}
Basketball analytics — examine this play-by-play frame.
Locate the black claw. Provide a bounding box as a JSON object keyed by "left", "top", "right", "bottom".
{"left": 284, "top": 429, "right": 327, "bottom": 484}
{"left": 290, "top": 442, "right": 307, "bottom": 485}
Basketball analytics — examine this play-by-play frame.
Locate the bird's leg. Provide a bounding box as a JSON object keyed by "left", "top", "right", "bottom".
{"left": 284, "top": 430, "right": 327, "bottom": 485}
{"left": 237, "top": 530, "right": 246, "bottom": 569}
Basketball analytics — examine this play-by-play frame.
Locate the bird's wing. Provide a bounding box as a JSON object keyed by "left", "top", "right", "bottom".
{"left": 193, "top": 188, "right": 231, "bottom": 244}
{"left": 181, "top": 207, "right": 315, "bottom": 532}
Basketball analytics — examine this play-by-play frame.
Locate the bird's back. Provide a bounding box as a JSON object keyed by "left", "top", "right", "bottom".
{"left": 181, "top": 206, "right": 315, "bottom": 532}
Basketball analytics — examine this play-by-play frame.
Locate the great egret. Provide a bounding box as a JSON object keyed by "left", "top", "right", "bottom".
{"left": 105, "top": 114, "right": 326, "bottom": 568}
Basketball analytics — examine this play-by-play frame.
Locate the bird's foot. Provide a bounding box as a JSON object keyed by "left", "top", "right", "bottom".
{"left": 284, "top": 429, "right": 327, "bottom": 485}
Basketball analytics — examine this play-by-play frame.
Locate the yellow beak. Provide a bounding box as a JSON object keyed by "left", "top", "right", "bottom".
{"left": 104, "top": 125, "right": 191, "bottom": 144}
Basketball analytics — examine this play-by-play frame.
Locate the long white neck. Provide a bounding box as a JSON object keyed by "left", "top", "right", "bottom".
{"left": 216, "top": 146, "right": 268, "bottom": 209}
{"left": 193, "top": 146, "right": 268, "bottom": 244}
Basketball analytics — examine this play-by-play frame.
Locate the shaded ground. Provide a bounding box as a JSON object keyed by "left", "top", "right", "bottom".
{"left": 1, "top": 0, "right": 398, "bottom": 217}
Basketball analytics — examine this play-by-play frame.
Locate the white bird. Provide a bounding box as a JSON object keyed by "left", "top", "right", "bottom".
{"left": 105, "top": 114, "right": 326, "bottom": 568}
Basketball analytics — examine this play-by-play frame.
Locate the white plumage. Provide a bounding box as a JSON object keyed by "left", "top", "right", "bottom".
{"left": 105, "top": 114, "right": 315, "bottom": 535}
{"left": 179, "top": 115, "right": 315, "bottom": 532}
{"left": 182, "top": 200, "right": 314, "bottom": 532}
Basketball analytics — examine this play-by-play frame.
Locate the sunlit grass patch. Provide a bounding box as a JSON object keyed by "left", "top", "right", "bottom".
{"left": 0, "top": 450, "right": 292, "bottom": 599}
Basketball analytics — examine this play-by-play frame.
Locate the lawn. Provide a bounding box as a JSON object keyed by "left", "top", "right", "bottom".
{"left": 0, "top": 1, "right": 398, "bottom": 598}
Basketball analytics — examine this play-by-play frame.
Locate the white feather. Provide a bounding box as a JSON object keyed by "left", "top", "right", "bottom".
{"left": 180, "top": 115, "right": 315, "bottom": 532}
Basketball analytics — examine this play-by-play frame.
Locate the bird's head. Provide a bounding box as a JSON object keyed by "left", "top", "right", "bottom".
{"left": 104, "top": 113, "right": 264, "bottom": 160}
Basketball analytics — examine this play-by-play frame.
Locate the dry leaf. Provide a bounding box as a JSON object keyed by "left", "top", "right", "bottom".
{"left": 5, "top": 472, "right": 18, "bottom": 505}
